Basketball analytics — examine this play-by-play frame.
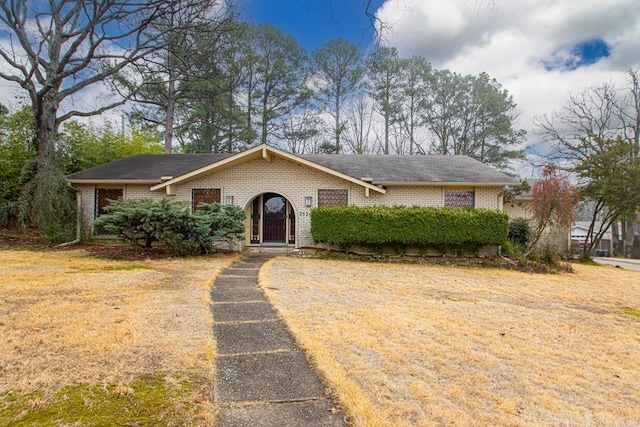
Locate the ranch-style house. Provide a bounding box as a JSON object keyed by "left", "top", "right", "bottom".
{"left": 65, "top": 144, "right": 520, "bottom": 250}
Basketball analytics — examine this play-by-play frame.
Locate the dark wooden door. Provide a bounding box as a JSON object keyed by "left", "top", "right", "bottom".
{"left": 263, "top": 193, "right": 286, "bottom": 242}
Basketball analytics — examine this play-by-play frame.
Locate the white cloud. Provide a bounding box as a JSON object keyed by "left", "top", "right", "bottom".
{"left": 376, "top": 0, "right": 640, "bottom": 176}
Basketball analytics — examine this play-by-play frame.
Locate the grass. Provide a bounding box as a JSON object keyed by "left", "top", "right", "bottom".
{"left": 4, "top": 243, "right": 639, "bottom": 426}
{"left": 2, "top": 376, "right": 196, "bottom": 426}
{"left": 259, "top": 258, "right": 640, "bottom": 427}
{"left": 0, "top": 248, "right": 239, "bottom": 426}
{"left": 623, "top": 307, "right": 640, "bottom": 318}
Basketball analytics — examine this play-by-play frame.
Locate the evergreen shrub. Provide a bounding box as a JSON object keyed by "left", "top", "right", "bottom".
{"left": 311, "top": 205, "right": 508, "bottom": 252}
{"left": 93, "top": 198, "right": 245, "bottom": 255}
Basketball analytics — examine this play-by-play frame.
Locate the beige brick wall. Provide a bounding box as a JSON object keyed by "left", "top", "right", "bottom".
{"left": 75, "top": 156, "right": 506, "bottom": 247}
{"left": 504, "top": 200, "right": 531, "bottom": 220}
{"left": 77, "top": 184, "right": 164, "bottom": 239}
{"left": 503, "top": 199, "right": 569, "bottom": 253}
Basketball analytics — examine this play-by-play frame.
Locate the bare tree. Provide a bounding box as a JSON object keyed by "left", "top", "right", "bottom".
{"left": 535, "top": 82, "right": 623, "bottom": 162}
{"left": 343, "top": 96, "right": 376, "bottom": 154}
{"left": 0, "top": 0, "right": 196, "bottom": 232}
{"left": 279, "top": 100, "right": 326, "bottom": 155}
{"left": 536, "top": 69, "right": 640, "bottom": 257}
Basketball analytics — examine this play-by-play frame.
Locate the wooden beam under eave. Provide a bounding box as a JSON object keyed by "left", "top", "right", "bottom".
{"left": 262, "top": 146, "right": 271, "bottom": 162}
{"left": 365, "top": 187, "right": 370, "bottom": 198}
{"left": 166, "top": 184, "right": 176, "bottom": 196}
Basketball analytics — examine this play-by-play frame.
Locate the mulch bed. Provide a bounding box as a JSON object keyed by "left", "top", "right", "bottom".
{"left": 0, "top": 230, "right": 179, "bottom": 261}
{"left": 298, "top": 247, "right": 574, "bottom": 274}
{"left": 1, "top": 229, "right": 573, "bottom": 270}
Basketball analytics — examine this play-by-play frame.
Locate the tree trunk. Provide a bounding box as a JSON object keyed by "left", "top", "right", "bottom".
{"left": 335, "top": 94, "right": 341, "bottom": 154}
{"left": 612, "top": 220, "right": 621, "bottom": 256}
{"left": 261, "top": 93, "right": 268, "bottom": 145}
{"left": 384, "top": 113, "right": 389, "bottom": 154}
{"left": 33, "top": 93, "right": 59, "bottom": 163}
{"left": 164, "top": 72, "right": 177, "bottom": 154}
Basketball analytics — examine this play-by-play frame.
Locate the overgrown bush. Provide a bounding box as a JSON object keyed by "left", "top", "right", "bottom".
{"left": 311, "top": 205, "right": 508, "bottom": 252}
{"left": 501, "top": 240, "right": 526, "bottom": 266}
{"left": 93, "top": 198, "right": 245, "bottom": 255}
{"left": 507, "top": 218, "right": 531, "bottom": 248}
{"left": 17, "top": 161, "right": 77, "bottom": 244}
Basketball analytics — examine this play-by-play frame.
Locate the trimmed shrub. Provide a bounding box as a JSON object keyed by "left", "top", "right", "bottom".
{"left": 94, "top": 198, "right": 161, "bottom": 248}
{"left": 197, "top": 202, "right": 246, "bottom": 243}
{"left": 311, "top": 205, "right": 508, "bottom": 252}
{"left": 93, "top": 198, "right": 245, "bottom": 255}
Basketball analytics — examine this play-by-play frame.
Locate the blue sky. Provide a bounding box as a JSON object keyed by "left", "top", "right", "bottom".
{"left": 239, "top": 0, "right": 384, "bottom": 51}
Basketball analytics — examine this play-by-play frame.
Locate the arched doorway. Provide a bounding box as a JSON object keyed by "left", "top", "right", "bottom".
{"left": 248, "top": 193, "right": 296, "bottom": 246}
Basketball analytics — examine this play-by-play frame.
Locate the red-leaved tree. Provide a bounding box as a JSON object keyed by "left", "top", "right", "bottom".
{"left": 528, "top": 165, "right": 580, "bottom": 255}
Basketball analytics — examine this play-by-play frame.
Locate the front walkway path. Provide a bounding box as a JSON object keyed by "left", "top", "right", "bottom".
{"left": 212, "top": 255, "right": 347, "bottom": 427}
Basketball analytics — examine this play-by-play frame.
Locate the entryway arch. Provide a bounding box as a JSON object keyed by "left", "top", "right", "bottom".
{"left": 246, "top": 193, "right": 296, "bottom": 246}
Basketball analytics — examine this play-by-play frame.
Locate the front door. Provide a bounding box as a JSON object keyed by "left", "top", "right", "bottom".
{"left": 262, "top": 193, "right": 286, "bottom": 243}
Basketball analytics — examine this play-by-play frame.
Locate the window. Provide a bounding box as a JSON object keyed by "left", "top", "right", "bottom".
{"left": 444, "top": 190, "right": 475, "bottom": 208}
{"left": 317, "top": 189, "right": 348, "bottom": 207}
{"left": 94, "top": 188, "right": 123, "bottom": 235}
{"left": 192, "top": 188, "right": 220, "bottom": 211}
{"left": 95, "top": 188, "right": 123, "bottom": 217}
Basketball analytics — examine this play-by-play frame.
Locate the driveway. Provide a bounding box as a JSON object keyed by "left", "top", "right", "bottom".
{"left": 593, "top": 257, "right": 640, "bottom": 272}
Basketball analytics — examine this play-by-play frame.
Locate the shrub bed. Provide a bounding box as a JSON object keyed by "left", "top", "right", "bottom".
{"left": 311, "top": 205, "right": 508, "bottom": 253}
{"left": 93, "top": 198, "right": 245, "bottom": 255}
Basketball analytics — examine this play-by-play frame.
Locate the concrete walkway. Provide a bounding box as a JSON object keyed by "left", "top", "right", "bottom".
{"left": 211, "top": 255, "right": 347, "bottom": 427}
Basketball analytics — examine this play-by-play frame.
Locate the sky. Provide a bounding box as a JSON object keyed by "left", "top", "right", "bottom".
{"left": 241, "top": 0, "right": 640, "bottom": 176}
{"left": 2, "top": 0, "right": 639, "bottom": 177}
{"left": 239, "top": 0, "right": 385, "bottom": 51}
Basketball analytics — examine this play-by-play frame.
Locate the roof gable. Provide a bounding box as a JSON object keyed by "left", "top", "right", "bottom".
{"left": 149, "top": 144, "right": 386, "bottom": 194}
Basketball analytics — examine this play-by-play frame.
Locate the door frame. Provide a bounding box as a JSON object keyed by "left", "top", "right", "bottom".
{"left": 247, "top": 193, "right": 296, "bottom": 246}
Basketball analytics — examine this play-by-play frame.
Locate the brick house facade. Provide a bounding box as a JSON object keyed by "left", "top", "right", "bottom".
{"left": 67, "top": 144, "right": 519, "bottom": 250}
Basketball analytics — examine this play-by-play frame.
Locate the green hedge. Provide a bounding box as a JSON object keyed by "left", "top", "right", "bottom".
{"left": 311, "top": 205, "right": 508, "bottom": 250}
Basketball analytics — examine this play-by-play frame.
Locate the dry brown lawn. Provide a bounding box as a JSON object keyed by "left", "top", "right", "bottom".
{"left": 260, "top": 258, "right": 640, "bottom": 427}
{"left": 0, "top": 248, "right": 238, "bottom": 425}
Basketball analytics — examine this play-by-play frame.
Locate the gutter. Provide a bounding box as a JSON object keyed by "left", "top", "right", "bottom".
{"left": 58, "top": 184, "right": 82, "bottom": 247}
{"left": 372, "top": 181, "right": 521, "bottom": 187}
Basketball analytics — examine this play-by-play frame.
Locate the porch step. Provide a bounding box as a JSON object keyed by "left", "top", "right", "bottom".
{"left": 243, "top": 246, "right": 298, "bottom": 255}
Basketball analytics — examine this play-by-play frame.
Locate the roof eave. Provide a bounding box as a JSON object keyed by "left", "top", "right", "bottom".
{"left": 374, "top": 181, "right": 520, "bottom": 187}
{"left": 67, "top": 179, "right": 159, "bottom": 185}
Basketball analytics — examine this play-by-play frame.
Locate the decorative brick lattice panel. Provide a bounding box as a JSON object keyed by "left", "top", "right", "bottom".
{"left": 444, "top": 190, "right": 475, "bottom": 208}
{"left": 94, "top": 188, "right": 123, "bottom": 236}
{"left": 95, "top": 188, "right": 123, "bottom": 216}
{"left": 192, "top": 188, "right": 220, "bottom": 211}
{"left": 318, "top": 189, "right": 348, "bottom": 207}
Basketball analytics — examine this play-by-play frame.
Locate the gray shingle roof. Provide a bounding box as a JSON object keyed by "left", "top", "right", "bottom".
{"left": 300, "top": 154, "right": 518, "bottom": 185}
{"left": 66, "top": 153, "right": 231, "bottom": 182}
{"left": 66, "top": 151, "right": 518, "bottom": 185}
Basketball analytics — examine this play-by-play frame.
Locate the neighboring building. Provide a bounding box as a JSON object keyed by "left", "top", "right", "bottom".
{"left": 66, "top": 144, "right": 519, "bottom": 250}
{"left": 571, "top": 221, "right": 613, "bottom": 256}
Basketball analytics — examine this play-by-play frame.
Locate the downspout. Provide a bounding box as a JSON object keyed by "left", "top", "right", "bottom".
{"left": 58, "top": 184, "right": 82, "bottom": 247}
